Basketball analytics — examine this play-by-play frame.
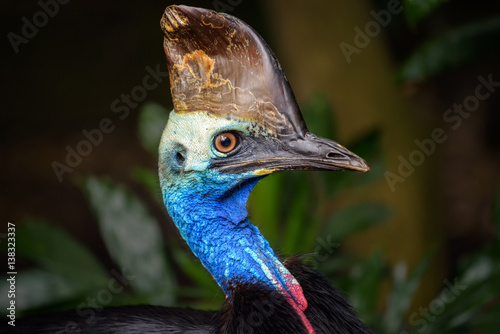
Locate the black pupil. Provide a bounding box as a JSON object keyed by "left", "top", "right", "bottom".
{"left": 220, "top": 136, "right": 231, "bottom": 147}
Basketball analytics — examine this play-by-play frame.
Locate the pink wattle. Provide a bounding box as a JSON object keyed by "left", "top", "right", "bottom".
{"left": 278, "top": 272, "right": 316, "bottom": 334}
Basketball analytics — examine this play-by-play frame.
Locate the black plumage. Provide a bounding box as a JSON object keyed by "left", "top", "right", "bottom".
{"left": 5, "top": 258, "right": 372, "bottom": 333}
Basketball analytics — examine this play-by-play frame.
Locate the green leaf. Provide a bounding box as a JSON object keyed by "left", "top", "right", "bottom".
{"left": 469, "top": 301, "right": 500, "bottom": 333}
{"left": 282, "top": 178, "right": 313, "bottom": 253}
{"left": 416, "top": 261, "right": 500, "bottom": 333}
{"left": 460, "top": 255, "right": 494, "bottom": 286}
{"left": 0, "top": 269, "right": 96, "bottom": 314}
{"left": 403, "top": 0, "right": 448, "bottom": 24}
{"left": 278, "top": 171, "right": 324, "bottom": 252}
{"left": 302, "top": 94, "right": 337, "bottom": 140}
{"left": 348, "top": 130, "right": 383, "bottom": 164}
{"left": 15, "top": 220, "right": 108, "bottom": 287}
{"left": 249, "top": 174, "right": 284, "bottom": 246}
{"left": 170, "top": 245, "right": 220, "bottom": 293}
{"left": 318, "top": 254, "right": 358, "bottom": 275}
{"left": 345, "top": 252, "right": 386, "bottom": 326}
{"left": 383, "top": 253, "right": 432, "bottom": 333}
{"left": 420, "top": 245, "right": 500, "bottom": 332}
{"left": 399, "top": 17, "right": 500, "bottom": 82}
{"left": 138, "top": 102, "right": 170, "bottom": 155}
{"left": 83, "top": 176, "right": 175, "bottom": 305}
{"left": 322, "top": 130, "right": 385, "bottom": 196}
{"left": 131, "top": 166, "right": 162, "bottom": 205}
{"left": 324, "top": 203, "right": 391, "bottom": 242}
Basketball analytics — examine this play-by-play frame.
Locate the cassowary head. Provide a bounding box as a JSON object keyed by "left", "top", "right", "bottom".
{"left": 159, "top": 5, "right": 368, "bottom": 209}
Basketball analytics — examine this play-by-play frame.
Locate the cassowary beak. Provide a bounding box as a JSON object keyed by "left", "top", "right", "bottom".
{"left": 257, "top": 134, "right": 370, "bottom": 174}
{"left": 211, "top": 132, "right": 370, "bottom": 175}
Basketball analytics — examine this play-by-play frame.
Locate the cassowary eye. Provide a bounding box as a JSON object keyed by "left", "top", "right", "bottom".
{"left": 214, "top": 132, "right": 239, "bottom": 153}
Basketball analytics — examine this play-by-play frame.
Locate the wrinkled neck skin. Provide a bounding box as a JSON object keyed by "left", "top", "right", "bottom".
{"left": 161, "top": 170, "right": 299, "bottom": 298}
{"left": 161, "top": 170, "right": 314, "bottom": 332}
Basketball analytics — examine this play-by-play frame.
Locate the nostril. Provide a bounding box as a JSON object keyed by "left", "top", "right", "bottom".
{"left": 175, "top": 151, "right": 186, "bottom": 166}
{"left": 326, "top": 151, "right": 344, "bottom": 159}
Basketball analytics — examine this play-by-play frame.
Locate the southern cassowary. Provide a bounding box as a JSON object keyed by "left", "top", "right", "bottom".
{"left": 4, "top": 5, "right": 374, "bottom": 334}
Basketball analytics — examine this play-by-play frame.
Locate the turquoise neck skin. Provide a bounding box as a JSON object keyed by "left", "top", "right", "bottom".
{"left": 161, "top": 169, "right": 306, "bottom": 309}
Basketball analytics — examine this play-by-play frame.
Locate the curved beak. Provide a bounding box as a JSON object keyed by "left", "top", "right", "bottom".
{"left": 211, "top": 132, "right": 369, "bottom": 175}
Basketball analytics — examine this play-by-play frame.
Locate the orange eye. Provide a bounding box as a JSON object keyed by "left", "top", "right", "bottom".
{"left": 214, "top": 132, "right": 239, "bottom": 153}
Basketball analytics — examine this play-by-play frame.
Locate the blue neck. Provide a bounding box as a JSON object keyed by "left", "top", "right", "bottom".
{"left": 162, "top": 171, "right": 305, "bottom": 308}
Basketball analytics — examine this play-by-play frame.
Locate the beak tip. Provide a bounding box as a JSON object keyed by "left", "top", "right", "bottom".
{"left": 352, "top": 157, "right": 370, "bottom": 173}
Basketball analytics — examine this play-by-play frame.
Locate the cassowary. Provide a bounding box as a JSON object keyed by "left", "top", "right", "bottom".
{"left": 5, "top": 5, "right": 373, "bottom": 334}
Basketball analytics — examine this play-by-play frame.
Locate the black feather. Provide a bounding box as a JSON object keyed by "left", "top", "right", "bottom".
{"left": 286, "top": 256, "right": 374, "bottom": 334}
{"left": 1, "top": 306, "right": 214, "bottom": 334}
{"left": 2, "top": 259, "right": 373, "bottom": 334}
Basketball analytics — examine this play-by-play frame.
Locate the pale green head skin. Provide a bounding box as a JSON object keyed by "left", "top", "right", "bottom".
{"left": 159, "top": 111, "right": 238, "bottom": 172}
{"left": 159, "top": 110, "right": 275, "bottom": 196}
{"left": 161, "top": 112, "right": 230, "bottom": 173}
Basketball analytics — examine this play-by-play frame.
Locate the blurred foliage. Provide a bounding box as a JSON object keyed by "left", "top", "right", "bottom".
{"left": 137, "top": 102, "right": 170, "bottom": 156}
{"left": 1, "top": 98, "right": 499, "bottom": 333}
{"left": 399, "top": 2, "right": 500, "bottom": 82}
{"left": 402, "top": 0, "right": 448, "bottom": 25}
{"left": 84, "top": 176, "right": 176, "bottom": 305}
